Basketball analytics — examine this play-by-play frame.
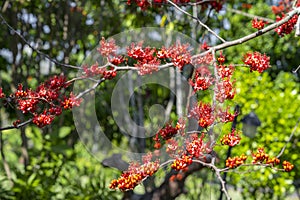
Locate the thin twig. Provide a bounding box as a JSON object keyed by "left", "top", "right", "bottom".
{"left": 226, "top": 7, "right": 275, "bottom": 23}
{"left": 0, "top": 119, "right": 33, "bottom": 132}
{"left": 75, "top": 78, "right": 105, "bottom": 99}
{"left": 167, "top": 0, "right": 226, "bottom": 43}
{"left": 192, "top": 159, "right": 231, "bottom": 200}
{"left": 0, "top": 14, "right": 81, "bottom": 70}
{"left": 292, "top": 64, "right": 300, "bottom": 73}
{"left": 276, "top": 117, "right": 300, "bottom": 158}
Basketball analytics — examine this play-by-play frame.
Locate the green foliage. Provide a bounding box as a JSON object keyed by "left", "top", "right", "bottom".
{"left": 226, "top": 69, "right": 300, "bottom": 198}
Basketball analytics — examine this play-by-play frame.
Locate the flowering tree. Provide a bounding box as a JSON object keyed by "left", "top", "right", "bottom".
{"left": 0, "top": 0, "right": 300, "bottom": 199}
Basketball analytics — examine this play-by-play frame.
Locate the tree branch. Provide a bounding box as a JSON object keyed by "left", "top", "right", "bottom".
{"left": 0, "top": 119, "right": 33, "bottom": 132}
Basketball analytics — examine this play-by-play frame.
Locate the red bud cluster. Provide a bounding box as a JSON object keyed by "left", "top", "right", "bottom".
{"left": 252, "top": 18, "right": 267, "bottom": 30}
{"left": 226, "top": 154, "right": 247, "bottom": 168}
{"left": 189, "top": 67, "right": 213, "bottom": 92}
{"left": 83, "top": 63, "right": 117, "bottom": 79}
{"left": 252, "top": 148, "right": 281, "bottom": 167}
{"left": 188, "top": 102, "right": 215, "bottom": 128}
{"left": 109, "top": 153, "right": 160, "bottom": 191}
{"left": 12, "top": 76, "right": 82, "bottom": 128}
{"left": 171, "top": 154, "right": 193, "bottom": 170}
{"left": 282, "top": 160, "right": 294, "bottom": 172}
{"left": 275, "top": 14, "right": 299, "bottom": 36}
{"left": 220, "top": 129, "right": 241, "bottom": 147}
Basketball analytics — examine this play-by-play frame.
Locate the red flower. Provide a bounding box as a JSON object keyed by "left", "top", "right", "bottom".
{"left": 283, "top": 161, "right": 294, "bottom": 172}
{"left": 243, "top": 52, "right": 270, "bottom": 73}
{"left": 61, "top": 93, "right": 82, "bottom": 109}
{"left": 166, "top": 139, "right": 179, "bottom": 155}
{"left": 186, "top": 133, "right": 206, "bottom": 158}
{"left": 220, "top": 129, "right": 241, "bottom": 147}
{"left": 109, "top": 153, "right": 160, "bottom": 191}
{"left": 217, "top": 64, "right": 234, "bottom": 79}
{"left": 275, "top": 14, "right": 298, "bottom": 36}
{"left": 168, "top": 42, "right": 191, "bottom": 70}
{"left": 189, "top": 102, "right": 215, "bottom": 128}
{"left": 33, "top": 112, "right": 55, "bottom": 128}
{"left": 218, "top": 108, "right": 237, "bottom": 123}
{"left": 252, "top": 148, "right": 268, "bottom": 163}
{"left": 252, "top": 18, "right": 267, "bottom": 30}
{"left": 215, "top": 79, "right": 236, "bottom": 103}
{"left": 201, "top": 42, "right": 210, "bottom": 51}
{"left": 226, "top": 154, "right": 247, "bottom": 168}
{"left": 189, "top": 68, "right": 213, "bottom": 92}
{"left": 217, "top": 52, "right": 225, "bottom": 64}
{"left": 171, "top": 154, "right": 192, "bottom": 171}
{"left": 156, "top": 123, "right": 178, "bottom": 140}
{"left": 97, "top": 37, "right": 117, "bottom": 57}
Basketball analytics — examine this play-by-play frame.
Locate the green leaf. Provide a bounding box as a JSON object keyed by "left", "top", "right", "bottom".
{"left": 58, "top": 126, "right": 72, "bottom": 138}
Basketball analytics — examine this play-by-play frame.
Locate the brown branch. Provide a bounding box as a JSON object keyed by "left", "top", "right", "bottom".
{"left": 75, "top": 78, "right": 105, "bottom": 99}
{"left": 0, "top": 119, "right": 33, "bottom": 132}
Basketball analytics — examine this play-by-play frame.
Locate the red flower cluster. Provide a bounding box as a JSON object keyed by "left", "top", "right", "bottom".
{"left": 171, "top": 154, "right": 193, "bottom": 170}
{"left": 243, "top": 52, "right": 271, "bottom": 73}
{"left": 215, "top": 53, "right": 236, "bottom": 102}
{"left": 217, "top": 64, "right": 234, "bottom": 79}
{"left": 61, "top": 93, "right": 81, "bottom": 109}
{"left": 252, "top": 18, "right": 267, "bottom": 30}
{"left": 156, "top": 123, "right": 179, "bottom": 140}
{"left": 215, "top": 80, "right": 235, "bottom": 103}
{"left": 275, "top": 14, "right": 299, "bottom": 36}
{"left": 188, "top": 102, "right": 215, "bottom": 128}
{"left": 83, "top": 62, "right": 117, "bottom": 79}
{"left": 217, "top": 107, "right": 237, "bottom": 123}
{"left": 226, "top": 154, "right": 247, "bottom": 168}
{"left": 109, "top": 153, "right": 160, "bottom": 191}
{"left": 33, "top": 111, "right": 55, "bottom": 128}
{"left": 127, "top": 42, "right": 160, "bottom": 75}
{"left": 166, "top": 139, "right": 179, "bottom": 155}
{"left": 189, "top": 66, "right": 213, "bottom": 92}
{"left": 282, "top": 160, "right": 294, "bottom": 172}
{"left": 220, "top": 129, "right": 241, "bottom": 147}
{"left": 186, "top": 133, "right": 210, "bottom": 158}
{"left": 13, "top": 75, "right": 82, "bottom": 128}
{"left": 97, "top": 37, "right": 118, "bottom": 57}
{"left": 192, "top": 52, "right": 213, "bottom": 65}
{"left": 153, "top": 122, "right": 181, "bottom": 149}
{"left": 167, "top": 42, "right": 191, "bottom": 70}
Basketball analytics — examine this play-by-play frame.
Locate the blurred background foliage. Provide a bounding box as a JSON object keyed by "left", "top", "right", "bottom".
{"left": 0, "top": 0, "right": 299, "bottom": 199}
